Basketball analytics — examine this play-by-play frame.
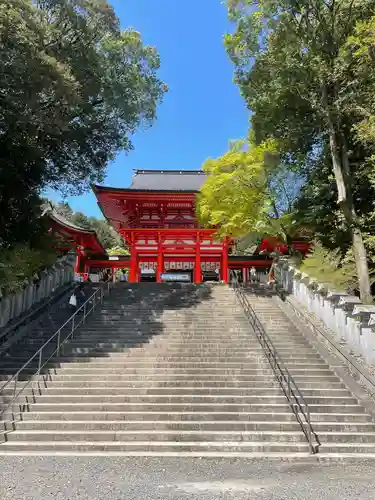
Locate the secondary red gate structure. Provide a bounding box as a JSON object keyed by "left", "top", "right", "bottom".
{"left": 48, "top": 210, "right": 106, "bottom": 280}
{"left": 93, "top": 170, "right": 234, "bottom": 283}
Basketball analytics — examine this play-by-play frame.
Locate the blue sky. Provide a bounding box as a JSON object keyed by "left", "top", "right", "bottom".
{"left": 51, "top": 0, "right": 249, "bottom": 217}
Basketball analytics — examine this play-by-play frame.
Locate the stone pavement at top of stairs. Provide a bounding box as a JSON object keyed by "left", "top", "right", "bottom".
{"left": 1, "top": 456, "right": 375, "bottom": 500}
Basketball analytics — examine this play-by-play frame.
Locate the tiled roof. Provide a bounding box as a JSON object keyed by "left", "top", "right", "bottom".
{"left": 48, "top": 210, "right": 106, "bottom": 254}
{"left": 49, "top": 211, "right": 96, "bottom": 234}
{"left": 130, "top": 170, "right": 206, "bottom": 191}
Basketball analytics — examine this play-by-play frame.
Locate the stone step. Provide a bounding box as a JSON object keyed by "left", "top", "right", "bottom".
{"left": 5, "top": 429, "right": 309, "bottom": 443}
{"left": 29, "top": 394, "right": 357, "bottom": 405}
{"left": 23, "top": 403, "right": 364, "bottom": 413}
{"left": 316, "top": 443, "right": 375, "bottom": 454}
{"left": 0, "top": 373, "right": 285, "bottom": 384}
{"left": 46, "top": 367, "right": 334, "bottom": 376}
{"left": 4, "top": 371, "right": 325, "bottom": 383}
{"left": 6, "top": 428, "right": 375, "bottom": 444}
{"left": 47, "top": 373, "right": 339, "bottom": 382}
{"left": 10, "top": 419, "right": 375, "bottom": 433}
{"left": 74, "top": 324, "right": 247, "bottom": 329}
{"left": 67, "top": 344, "right": 319, "bottom": 353}
{"left": 1, "top": 386, "right": 283, "bottom": 397}
{"left": 16, "top": 411, "right": 374, "bottom": 423}
{"left": 8, "top": 358, "right": 326, "bottom": 367}
{"left": 8, "top": 347, "right": 323, "bottom": 359}
{"left": 19, "top": 380, "right": 345, "bottom": 390}
{"left": 2, "top": 384, "right": 351, "bottom": 399}
{"left": 7, "top": 420, "right": 303, "bottom": 432}
{"left": 0, "top": 441, "right": 312, "bottom": 453}
{"left": 2, "top": 387, "right": 351, "bottom": 397}
{"left": 0, "top": 355, "right": 327, "bottom": 364}
{"left": 53, "top": 340, "right": 313, "bottom": 350}
{"left": 5, "top": 338, "right": 313, "bottom": 348}
{"left": 45, "top": 371, "right": 278, "bottom": 379}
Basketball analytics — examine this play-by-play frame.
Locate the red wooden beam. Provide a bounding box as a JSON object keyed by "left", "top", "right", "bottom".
{"left": 89, "top": 260, "right": 130, "bottom": 268}
{"left": 229, "top": 261, "right": 272, "bottom": 267}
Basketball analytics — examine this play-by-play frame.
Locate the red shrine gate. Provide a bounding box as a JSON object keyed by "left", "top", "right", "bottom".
{"left": 88, "top": 170, "right": 311, "bottom": 284}
{"left": 121, "top": 228, "right": 230, "bottom": 283}
{"left": 93, "top": 172, "right": 233, "bottom": 284}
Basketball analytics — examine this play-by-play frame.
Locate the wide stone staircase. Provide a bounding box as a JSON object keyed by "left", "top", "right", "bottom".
{"left": 0, "top": 282, "right": 374, "bottom": 457}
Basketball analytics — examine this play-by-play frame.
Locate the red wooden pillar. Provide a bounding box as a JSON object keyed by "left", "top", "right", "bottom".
{"left": 156, "top": 252, "right": 164, "bottom": 282}
{"left": 242, "top": 267, "right": 247, "bottom": 285}
{"left": 75, "top": 245, "right": 84, "bottom": 274}
{"left": 222, "top": 238, "right": 229, "bottom": 284}
{"left": 135, "top": 257, "right": 140, "bottom": 282}
{"left": 75, "top": 254, "right": 81, "bottom": 274}
{"left": 194, "top": 233, "right": 201, "bottom": 284}
{"left": 129, "top": 236, "right": 137, "bottom": 283}
{"left": 84, "top": 261, "right": 90, "bottom": 280}
{"left": 156, "top": 233, "right": 164, "bottom": 283}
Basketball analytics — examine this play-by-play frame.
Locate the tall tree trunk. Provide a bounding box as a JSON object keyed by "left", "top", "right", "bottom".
{"left": 324, "top": 90, "right": 371, "bottom": 301}
{"left": 351, "top": 228, "right": 371, "bottom": 301}
{"left": 340, "top": 133, "right": 372, "bottom": 302}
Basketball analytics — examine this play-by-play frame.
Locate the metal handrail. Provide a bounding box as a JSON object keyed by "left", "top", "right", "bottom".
{"left": 0, "top": 282, "right": 113, "bottom": 425}
{"left": 230, "top": 272, "right": 320, "bottom": 454}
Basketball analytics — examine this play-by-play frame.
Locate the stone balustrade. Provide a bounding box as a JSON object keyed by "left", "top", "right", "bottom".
{"left": 0, "top": 256, "right": 75, "bottom": 329}
{"left": 275, "top": 259, "right": 375, "bottom": 365}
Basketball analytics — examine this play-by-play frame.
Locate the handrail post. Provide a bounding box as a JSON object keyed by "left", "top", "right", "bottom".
{"left": 56, "top": 328, "right": 61, "bottom": 356}
{"left": 83, "top": 303, "right": 87, "bottom": 324}
{"left": 37, "top": 349, "right": 43, "bottom": 375}
{"left": 71, "top": 315, "right": 75, "bottom": 340}
{"left": 13, "top": 373, "right": 18, "bottom": 404}
{"left": 306, "top": 405, "right": 313, "bottom": 453}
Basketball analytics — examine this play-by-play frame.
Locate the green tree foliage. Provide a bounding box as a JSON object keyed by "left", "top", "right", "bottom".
{"left": 107, "top": 246, "right": 129, "bottom": 256}
{"left": 0, "top": 218, "right": 60, "bottom": 295}
{"left": 225, "top": 0, "right": 375, "bottom": 301}
{"left": 0, "top": 244, "right": 58, "bottom": 295}
{"left": 341, "top": 15, "right": 375, "bottom": 146}
{"left": 0, "top": 0, "right": 166, "bottom": 249}
{"left": 294, "top": 143, "right": 375, "bottom": 252}
{"left": 198, "top": 139, "right": 305, "bottom": 251}
{"left": 300, "top": 244, "right": 359, "bottom": 295}
{"left": 197, "top": 141, "right": 278, "bottom": 236}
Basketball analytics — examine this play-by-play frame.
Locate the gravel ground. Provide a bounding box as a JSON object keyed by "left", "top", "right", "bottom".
{"left": 1, "top": 457, "right": 375, "bottom": 500}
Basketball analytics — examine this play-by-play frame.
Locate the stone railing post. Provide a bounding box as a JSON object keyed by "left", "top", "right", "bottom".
{"left": 352, "top": 306, "right": 375, "bottom": 365}
{"left": 337, "top": 295, "right": 362, "bottom": 345}
{"left": 274, "top": 259, "right": 375, "bottom": 366}
{"left": 323, "top": 292, "right": 349, "bottom": 339}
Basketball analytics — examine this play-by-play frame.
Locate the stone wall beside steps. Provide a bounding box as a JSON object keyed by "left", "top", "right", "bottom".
{"left": 275, "top": 259, "right": 375, "bottom": 366}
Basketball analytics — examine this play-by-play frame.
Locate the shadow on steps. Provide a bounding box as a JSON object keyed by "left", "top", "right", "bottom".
{"left": 0, "top": 283, "right": 214, "bottom": 413}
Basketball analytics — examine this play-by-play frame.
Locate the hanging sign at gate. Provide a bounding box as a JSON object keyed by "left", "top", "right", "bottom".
{"left": 161, "top": 273, "right": 191, "bottom": 282}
